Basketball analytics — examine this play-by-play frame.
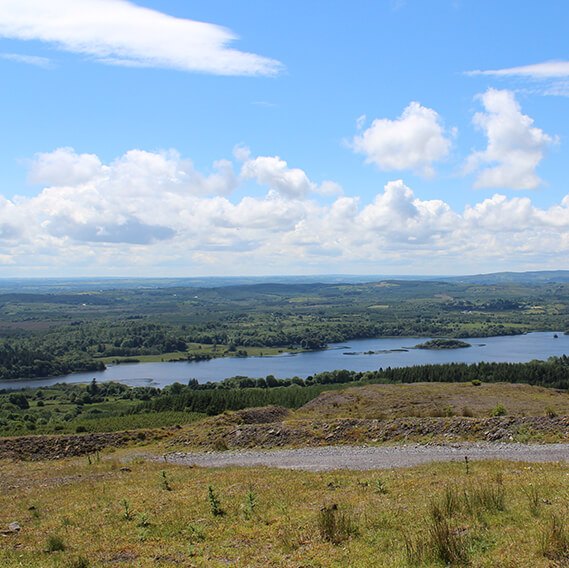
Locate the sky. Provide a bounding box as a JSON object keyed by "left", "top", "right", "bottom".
{"left": 1, "top": 0, "right": 569, "bottom": 277}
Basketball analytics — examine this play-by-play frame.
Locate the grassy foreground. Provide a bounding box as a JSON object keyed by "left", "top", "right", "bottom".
{"left": 0, "top": 454, "right": 567, "bottom": 567}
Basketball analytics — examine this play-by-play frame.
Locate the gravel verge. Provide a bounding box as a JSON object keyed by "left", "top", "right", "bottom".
{"left": 163, "top": 443, "right": 569, "bottom": 471}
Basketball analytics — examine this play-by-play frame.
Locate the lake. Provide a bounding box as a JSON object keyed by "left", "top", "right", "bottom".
{"left": 1, "top": 332, "right": 568, "bottom": 390}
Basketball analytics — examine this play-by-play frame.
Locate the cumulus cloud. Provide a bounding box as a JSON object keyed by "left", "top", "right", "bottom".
{"left": 0, "top": 0, "right": 282, "bottom": 76}
{"left": 465, "top": 89, "right": 556, "bottom": 190}
{"left": 29, "top": 147, "right": 103, "bottom": 186}
{"left": 3, "top": 147, "right": 569, "bottom": 275}
{"left": 240, "top": 153, "right": 341, "bottom": 199}
{"left": 352, "top": 102, "right": 453, "bottom": 177}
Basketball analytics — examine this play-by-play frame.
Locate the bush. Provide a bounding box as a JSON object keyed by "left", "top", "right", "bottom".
{"left": 46, "top": 534, "right": 65, "bottom": 552}
{"left": 317, "top": 504, "right": 358, "bottom": 544}
{"left": 490, "top": 403, "right": 507, "bottom": 417}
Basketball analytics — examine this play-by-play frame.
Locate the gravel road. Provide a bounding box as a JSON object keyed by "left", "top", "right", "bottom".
{"left": 164, "top": 443, "right": 569, "bottom": 471}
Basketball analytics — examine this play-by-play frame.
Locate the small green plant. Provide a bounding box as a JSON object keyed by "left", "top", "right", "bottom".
{"left": 539, "top": 513, "right": 569, "bottom": 561}
{"left": 442, "top": 404, "right": 454, "bottom": 417}
{"left": 137, "top": 513, "right": 150, "bottom": 528}
{"left": 121, "top": 499, "right": 133, "bottom": 521}
{"left": 208, "top": 485, "right": 224, "bottom": 517}
{"left": 46, "top": 534, "right": 66, "bottom": 552}
{"left": 523, "top": 484, "right": 541, "bottom": 517}
{"left": 545, "top": 406, "right": 558, "bottom": 418}
{"left": 243, "top": 487, "right": 257, "bottom": 519}
{"left": 471, "top": 379, "right": 482, "bottom": 386}
{"left": 429, "top": 503, "right": 469, "bottom": 565}
{"left": 187, "top": 522, "right": 206, "bottom": 543}
{"left": 490, "top": 403, "right": 507, "bottom": 417}
{"left": 160, "top": 470, "right": 172, "bottom": 491}
{"left": 375, "top": 478, "right": 388, "bottom": 495}
{"left": 317, "top": 504, "right": 358, "bottom": 544}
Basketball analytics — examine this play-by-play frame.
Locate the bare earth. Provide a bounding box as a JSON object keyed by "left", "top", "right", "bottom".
{"left": 164, "top": 442, "right": 569, "bottom": 471}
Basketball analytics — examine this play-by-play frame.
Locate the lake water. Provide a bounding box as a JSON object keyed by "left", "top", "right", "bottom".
{"left": 1, "top": 332, "right": 568, "bottom": 390}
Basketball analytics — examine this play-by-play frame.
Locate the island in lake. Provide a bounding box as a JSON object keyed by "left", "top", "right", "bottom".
{"left": 414, "top": 339, "right": 472, "bottom": 350}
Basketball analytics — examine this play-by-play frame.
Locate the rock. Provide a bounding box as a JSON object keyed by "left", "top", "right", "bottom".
{"left": 8, "top": 522, "right": 20, "bottom": 532}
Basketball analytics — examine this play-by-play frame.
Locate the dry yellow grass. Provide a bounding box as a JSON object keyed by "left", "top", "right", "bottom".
{"left": 296, "top": 382, "right": 569, "bottom": 420}
{"left": 0, "top": 451, "right": 567, "bottom": 567}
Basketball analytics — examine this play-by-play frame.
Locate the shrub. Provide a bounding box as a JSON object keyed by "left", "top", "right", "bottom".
{"left": 490, "top": 403, "right": 507, "bottom": 417}
{"left": 46, "top": 534, "right": 65, "bottom": 552}
{"left": 317, "top": 504, "right": 358, "bottom": 544}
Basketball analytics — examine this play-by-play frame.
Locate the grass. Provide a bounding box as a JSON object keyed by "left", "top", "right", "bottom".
{"left": 295, "top": 381, "right": 569, "bottom": 420}
{"left": 0, "top": 455, "right": 566, "bottom": 567}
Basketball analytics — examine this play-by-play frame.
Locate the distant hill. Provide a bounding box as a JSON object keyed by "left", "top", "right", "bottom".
{"left": 1, "top": 270, "right": 569, "bottom": 293}
{"left": 442, "top": 270, "right": 569, "bottom": 285}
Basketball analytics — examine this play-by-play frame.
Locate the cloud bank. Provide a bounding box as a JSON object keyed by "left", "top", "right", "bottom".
{"left": 0, "top": 0, "right": 282, "bottom": 76}
{"left": 2, "top": 147, "right": 569, "bottom": 275}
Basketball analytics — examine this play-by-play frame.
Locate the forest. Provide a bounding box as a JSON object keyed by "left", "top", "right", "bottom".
{"left": 1, "top": 356, "right": 568, "bottom": 436}
{"left": 1, "top": 276, "right": 569, "bottom": 380}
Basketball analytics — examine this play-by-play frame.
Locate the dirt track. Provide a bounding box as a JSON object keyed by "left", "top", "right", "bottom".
{"left": 164, "top": 442, "right": 569, "bottom": 471}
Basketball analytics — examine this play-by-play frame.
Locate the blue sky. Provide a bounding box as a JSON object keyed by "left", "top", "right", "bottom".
{"left": 1, "top": 0, "right": 569, "bottom": 276}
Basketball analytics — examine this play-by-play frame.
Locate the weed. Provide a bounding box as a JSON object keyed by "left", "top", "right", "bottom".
{"left": 463, "top": 482, "right": 506, "bottom": 514}
{"left": 121, "top": 499, "right": 133, "bottom": 521}
{"left": 545, "top": 406, "right": 558, "bottom": 418}
{"left": 243, "top": 487, "right": 257, "bottom": 519}
{"left": 278, "top": 521, "right": 303, "bottom": 553}
{"left": 429, "top": 503, "right": 470, "bottom": 565}
{"left": 187, "top": 523, "right": 206, "bottom": 543}
{"left": 539, "top": 513, "right": 569, "bottom": 561}
{"left": 46, "top": 534, "right": 66, "bottom": 552}
{"left": 375, "top": 478, "right": 388, "bottom": 495}
{"left": 160, "top": 470, "right": 172, "bottom": 491}
{"left": 317, "top": 504, "right": 358, "bottom": 544}
{"left": 441, "top": 485, "right": 462, "bottom": 517}
{"left": 523, "top": 484, "right": 541, "bottom": 517}
{"left": 208, "top": 485, "right": 224, "bottom": 516}
{"left": 137, "top": 513, "right": 150, "bottom": 528}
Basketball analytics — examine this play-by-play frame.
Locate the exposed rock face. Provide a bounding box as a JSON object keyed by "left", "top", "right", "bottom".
{"left": 0, "top": 430, "right": 162, "bottom": 460}
{"left": 170, "top": 415, "right": 569, "bottom": 450}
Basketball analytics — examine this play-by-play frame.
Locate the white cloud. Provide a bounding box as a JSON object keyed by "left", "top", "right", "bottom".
{"left": 29, "top": 147, "right": 103, "bottom": 186}
{"left": 465, "top": 89, "right": 556, "bottom": 190}
{"left": 0, "top": 52, "right": 53, "bottom": 68}
{"left": 0, "top": 0, "right": 282, "bottom": 76}
{"left": 4, "top": 147, "right": 569, "bottom": 275}
{"left": 240, "top": 153, "right": 341, "bottom": 199}
{"left": 352, "top": 102, "right": 453, "bottom": 177}
{"left": 467, "top": 60, "right": 569, "bottom": 78}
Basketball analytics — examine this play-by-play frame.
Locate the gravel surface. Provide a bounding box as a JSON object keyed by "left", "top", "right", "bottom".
{"left": 163, "top": 443, "right": 569, "bottom": 471}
